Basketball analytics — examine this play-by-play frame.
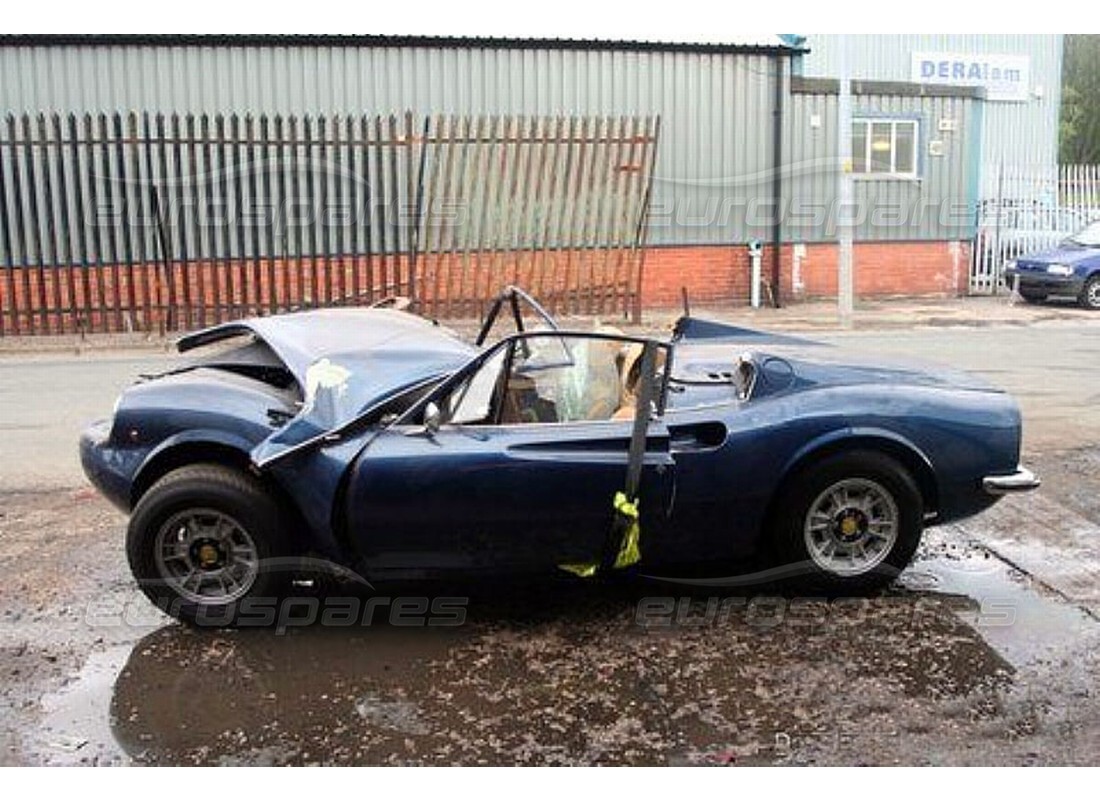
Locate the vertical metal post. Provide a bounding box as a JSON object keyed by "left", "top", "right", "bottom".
{"left": 837, "top": 52, "right": 854, "bottom": 328}
{"left": 771, "top": 55, "right": 784, "bottom": 308}
{"left": 0, "top": 120, "right": 18, "bottom": 335}
{"left": 408, "top": 114, "right": 430, "bottom": 306}
{"left": 992, "top": 161, "right": 1004, "bottom": 296}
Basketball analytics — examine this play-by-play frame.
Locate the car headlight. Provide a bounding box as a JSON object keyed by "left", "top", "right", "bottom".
{"left": 1046, "top": 264, "right": 1074, "bottom": 276}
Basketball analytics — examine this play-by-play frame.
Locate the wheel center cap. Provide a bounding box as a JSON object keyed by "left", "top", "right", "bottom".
{"left": 195, "top": 542, "right": 222, "bottom": 568}
{"left": 835, "top": 509, "right": 867, "bottom": 543}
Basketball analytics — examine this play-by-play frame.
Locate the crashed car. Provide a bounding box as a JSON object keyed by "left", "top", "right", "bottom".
{"left": 80, "top": 288, "right": 1039, "bottom": 624}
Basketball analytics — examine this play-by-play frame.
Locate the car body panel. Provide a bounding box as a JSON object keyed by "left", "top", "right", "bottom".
{"left": 81, "top": 366, "right": 297, "bottom": 511}
{"left": 343, "top": 420, "right": 675, "bottom": 576}
{"left": 80, "top": 303, "right": 1033, "bottom": 580}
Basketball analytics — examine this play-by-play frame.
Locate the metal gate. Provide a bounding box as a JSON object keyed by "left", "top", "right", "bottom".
{"left": 970, "top": 163, "right": 1100, "bottom": 294}
{"left": 415, "top": 115, "right": 660, "bottom": 320}
{"left": 0, "top": 112, "right": 659, "bottom": 335}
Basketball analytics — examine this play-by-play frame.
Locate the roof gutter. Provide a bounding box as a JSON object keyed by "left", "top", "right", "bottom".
{"left": 0, "top": 34, "right": 808, "bottom": 57}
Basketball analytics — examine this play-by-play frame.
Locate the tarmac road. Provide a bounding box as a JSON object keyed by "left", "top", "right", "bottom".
{"left": 0, "top": 317, "right": 1098, "bottom": 765}
{"left": 1, "top": 321, "right": 1098, "bottom": 493}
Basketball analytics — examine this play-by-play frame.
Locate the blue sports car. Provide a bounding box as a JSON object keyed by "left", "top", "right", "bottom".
{"left": 80, "top": 288, "right": 1039, "bottom": 625}
{"left": 1004, "top": 218, "right": 1100, "bottom": 309}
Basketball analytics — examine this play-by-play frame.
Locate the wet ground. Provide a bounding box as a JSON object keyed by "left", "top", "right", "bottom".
{"left": 2, "top": 490, "right": 1097, "bottom": 766}
{"left": 1, "top": 320, "right": 1099, "bottom": 765}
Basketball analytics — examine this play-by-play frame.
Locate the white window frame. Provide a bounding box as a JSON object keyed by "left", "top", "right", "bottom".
{"left": 852, "top": 118, "right": 920, "bottom": 179}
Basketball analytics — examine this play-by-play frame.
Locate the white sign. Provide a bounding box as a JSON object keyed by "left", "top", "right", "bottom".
{"left": 911, "top": 52, "right": 1031, "bottom": 102}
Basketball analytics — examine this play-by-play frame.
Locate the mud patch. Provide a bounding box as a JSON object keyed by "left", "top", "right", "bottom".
{"left": 3, "top": 495, "right": 1099, "bottom": 766}
{"left": 79, "top": 576, "right": 1033, "bottom": 765}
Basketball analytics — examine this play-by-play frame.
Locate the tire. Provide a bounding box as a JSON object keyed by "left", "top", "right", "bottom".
{"left": 768, "top": 451, "right": 923, "bottom": 593}
{"left": 126, "top": 463, "right": 290, "bottom": 627}
{"left": 1079, "top": 276, "right": 1100, "bottom": 310}
{"left": 1018, "top": 288, "right": 1047, "bottom": 304}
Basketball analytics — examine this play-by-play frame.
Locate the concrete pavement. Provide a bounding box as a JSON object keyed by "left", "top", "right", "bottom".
{"left": 1, "top": 294, "right": 1097, "bottom": 357}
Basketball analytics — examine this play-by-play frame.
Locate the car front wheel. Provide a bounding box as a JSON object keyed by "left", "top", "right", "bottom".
{"left": 770, "top": 451, "right": 923, "bottom": 592}
{"left": 1079, "top": 276, "right": 1100, "bottom": 310}
{"left": 126, "top": 464, "right": 289, "bottom": 626}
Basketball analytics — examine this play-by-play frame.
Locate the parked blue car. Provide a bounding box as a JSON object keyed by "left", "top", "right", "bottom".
{"left": 80, "top": 288, "right": 1039, "bottom": 625}
{"left": 1004, "top": 219, "right": 1100, "bottom": 308}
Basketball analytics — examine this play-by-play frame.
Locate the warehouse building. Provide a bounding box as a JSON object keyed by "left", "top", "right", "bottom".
{"left": 0, "top": 34, "right": 1064, "bottom": 334}
{"left": 800, "top": 34, "right": 1064, "bottom": 180}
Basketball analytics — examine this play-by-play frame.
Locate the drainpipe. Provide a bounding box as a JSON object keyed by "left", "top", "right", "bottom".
{"left": 771, "top": 53, "right": 785, "bottom": 308}
{"left": 748, "top": 239, "right": 764, "bottom": 307}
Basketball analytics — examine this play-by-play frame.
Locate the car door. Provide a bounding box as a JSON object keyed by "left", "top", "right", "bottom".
{"left": 342, "top": 332, "right": 676, "bottom": 576}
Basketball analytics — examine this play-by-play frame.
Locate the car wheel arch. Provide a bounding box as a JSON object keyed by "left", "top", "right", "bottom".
{"left": 130, "top": 437, "right": 323, "bottom": 556}
{"left": 767, "top": 430, "right": 939, "bottom": 528}
{"left": 130, "top": 431, "right": 257, "bottom": 509}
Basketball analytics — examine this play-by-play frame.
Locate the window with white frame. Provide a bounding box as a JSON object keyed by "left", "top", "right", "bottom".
{"left": 851, "top": 118, "right": 919, "bottom": 178}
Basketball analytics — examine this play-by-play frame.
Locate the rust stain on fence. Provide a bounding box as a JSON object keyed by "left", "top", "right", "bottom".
{"left": 0, "top": 111, "right": 659, "bottom": 335}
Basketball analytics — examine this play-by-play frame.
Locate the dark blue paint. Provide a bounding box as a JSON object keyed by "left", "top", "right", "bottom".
{"left": 80, "top": 308, "right": 1031, "bottom": 580}
{"left": 1005, "top": 237, "right": 1100, "bottom": 300}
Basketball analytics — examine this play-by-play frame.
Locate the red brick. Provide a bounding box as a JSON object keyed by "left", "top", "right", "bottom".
{"left": 0, "top": 240, "right": 972, "bottom": 334}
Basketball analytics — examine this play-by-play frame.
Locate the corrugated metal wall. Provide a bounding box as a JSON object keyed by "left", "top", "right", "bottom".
{"left": 785, "top": 84, "right": 982, "bottom": 242}
{"left": 798, "top": 34, "right": 1063, "bottom": 173}
{"left": 0, "top": 44, "right": 782, "bottom": 247}
{"left": 0, "top": 40, "right": 992, "bottom": 246}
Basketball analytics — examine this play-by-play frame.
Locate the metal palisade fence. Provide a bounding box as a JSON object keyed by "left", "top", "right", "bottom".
{"left": 0, "top": 112, "right": 659, "bottom": 335}
{"left": 971, "top": 163, "right": 1100, "bottom": 294}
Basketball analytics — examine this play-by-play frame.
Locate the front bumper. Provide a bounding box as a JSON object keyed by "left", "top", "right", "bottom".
{"left": 80, "top": 419, "right": 137, "bottom": 511}
{"left": 1004, "top": 269, "right": 1084, "bottom": 296}
{"left": 983, "top": 465, "right": 1041, "bottom": 495}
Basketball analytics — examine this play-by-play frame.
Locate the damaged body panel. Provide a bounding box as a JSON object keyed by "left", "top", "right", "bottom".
{"left": 79, "top": 290, "right": 1039, "bottom": 625}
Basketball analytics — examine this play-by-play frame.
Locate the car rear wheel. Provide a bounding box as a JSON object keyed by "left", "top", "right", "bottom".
{"left": 1079, "top": 276, "right": 1100, "bottom": 310}
{"left": 127, "top": 464, "right": 289, "bottom": 627}
{"left": 770, "top": 451, "right": 923, "bottom": 593}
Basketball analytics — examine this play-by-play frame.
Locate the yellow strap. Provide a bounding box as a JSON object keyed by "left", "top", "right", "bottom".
{"left": 558, "top": 563, "right": 599, "bottom": 578}
{"left": 612, "top": 517, "right": 642, "bottom": 571}
{"left": 613, "top": 491, "right": 639, "bottom": 520}
{"left": 557, "top": 492, "right": 641, "bottom": 577}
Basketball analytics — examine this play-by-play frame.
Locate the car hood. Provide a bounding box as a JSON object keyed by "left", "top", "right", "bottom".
{"left": 178, "top": 308, "right": 476, "bottom": 466}
{"left": 1016, "top": 245, "right": 1100, "bottom": 268}
{"left": 177, "top": 307, "right": 473, "bottom": 385}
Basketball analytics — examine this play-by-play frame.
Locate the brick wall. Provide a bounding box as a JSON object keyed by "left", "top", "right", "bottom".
{"left": 641, "top": 240, "right": 971, "bottom": 308}
{"left": 0, "top": 248, "right": 645, "bottom": 335}
{"left": 1, "top": 239, "right": 972, "bottom": 334}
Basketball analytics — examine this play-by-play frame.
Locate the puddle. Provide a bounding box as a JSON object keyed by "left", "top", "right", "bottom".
{"left": 355, "top": 692, "right": 432, "bottom": 735}
{"left": 26, "top": 552, "right": 1098, "bottom": 765}
{"left": 34, "top": 645, "right": 131, "bottom": 766}
{"left": 901, "top": 537, "right": 1098, "bottom": 667}
{"left": 106, "top": 622, "right": 472, "bottom": 765}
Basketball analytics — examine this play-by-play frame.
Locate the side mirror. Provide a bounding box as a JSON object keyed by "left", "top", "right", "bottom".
{"left": 423, "top": 401, "right": 442, "bottom": 435}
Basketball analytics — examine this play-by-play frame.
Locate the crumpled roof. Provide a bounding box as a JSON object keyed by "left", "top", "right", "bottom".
{"left": 177, "top": 307, "right": 476, "bottom": 466}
